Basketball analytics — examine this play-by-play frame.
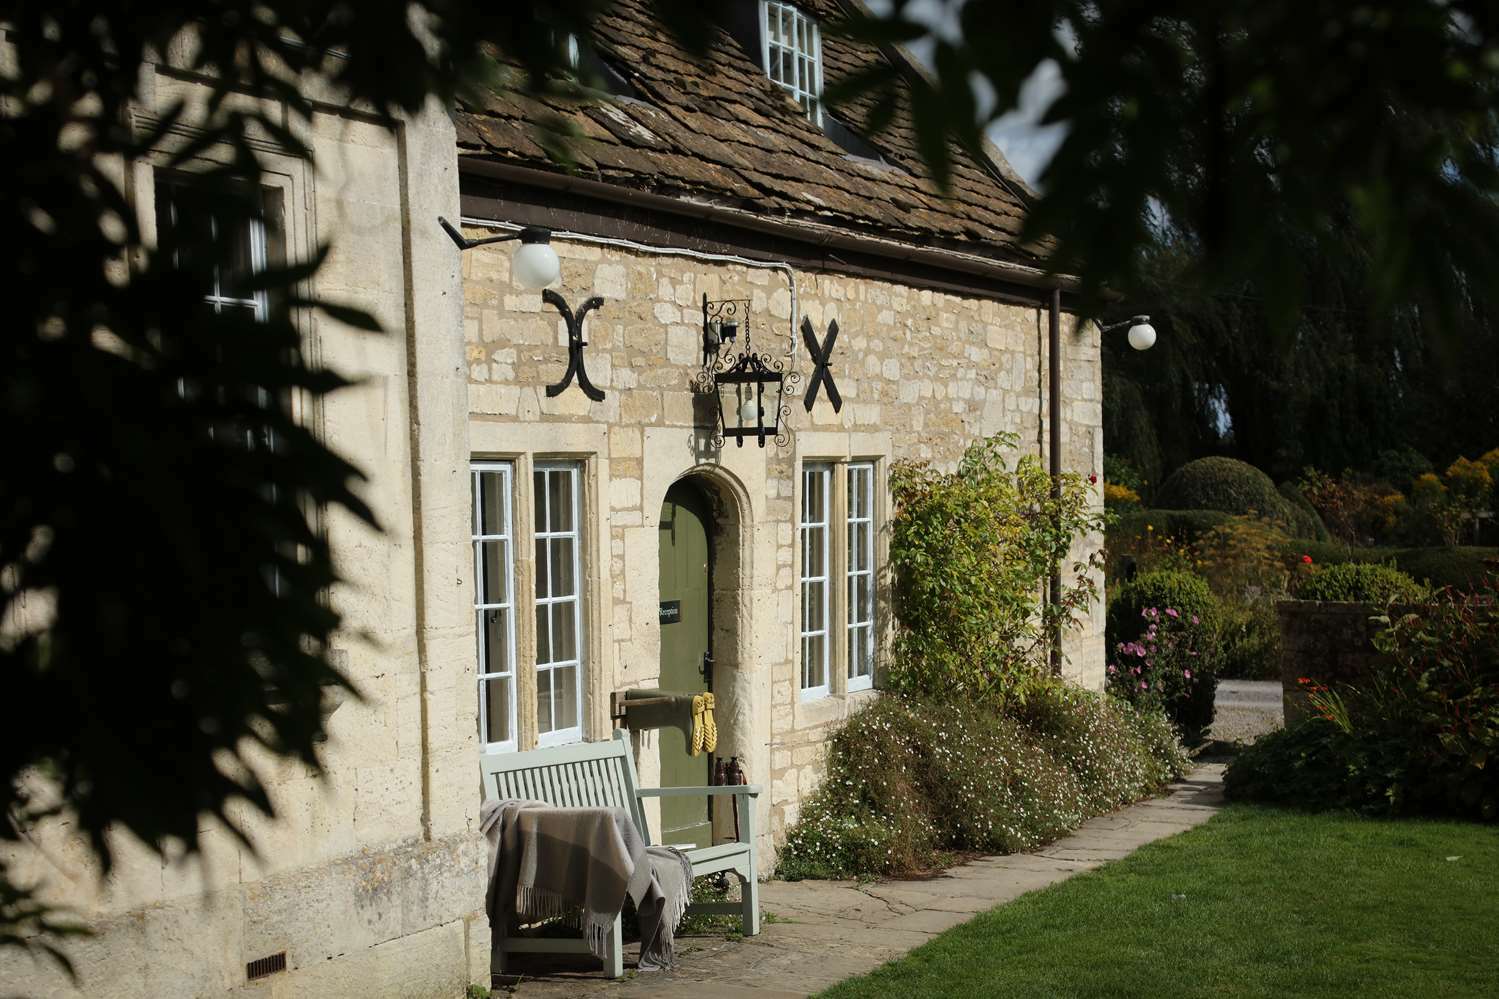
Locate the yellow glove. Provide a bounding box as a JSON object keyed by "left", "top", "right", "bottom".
{"left": 690, "top": 692, "right": 718, "bottom": 756}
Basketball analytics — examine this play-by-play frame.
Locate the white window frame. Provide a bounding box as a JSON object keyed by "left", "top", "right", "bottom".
{"left": 472, "top": 462, "right": 518, "bottom": 754}
{"left": 760, "top": 1, "right": 823, "bottom": 125}
{"left": 846, "top": 462, "right": 876, "bottom": 692}
{"left": 158, "top": 179, "right": 270, "bottom": 322}
{"left": 533, "top": 462, "right": 586, "bottom": 747}
{"left": 799, "top": 462, "right": 832, "bottom": 701}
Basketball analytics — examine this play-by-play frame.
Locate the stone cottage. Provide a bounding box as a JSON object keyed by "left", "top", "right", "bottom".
{"left": 1, "top": 2, "right": 1103, "bottom": 997}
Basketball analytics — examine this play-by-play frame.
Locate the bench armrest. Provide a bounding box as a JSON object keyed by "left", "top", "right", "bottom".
{"left": 635, "top": 784, "right": 762, "bottom": 799}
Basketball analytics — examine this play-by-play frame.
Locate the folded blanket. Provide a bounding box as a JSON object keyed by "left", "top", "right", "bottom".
{"left": 481, "top": 798, "right": 693, "bottom": 970}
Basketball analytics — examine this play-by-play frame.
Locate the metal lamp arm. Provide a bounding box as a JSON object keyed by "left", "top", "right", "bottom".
{"left": 1095, "top": 314, "right": 1149, "bottom": 334}
{"left": 438, "top": 216, "right": 550, "bottom": 251}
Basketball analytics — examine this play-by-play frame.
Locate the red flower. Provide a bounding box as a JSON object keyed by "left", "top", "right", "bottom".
{"left": 1301, "top": 554, "right": 1313, "bottom": 564}
{"left": 1089, "top": 474, "right": 1098, "bottom": 485}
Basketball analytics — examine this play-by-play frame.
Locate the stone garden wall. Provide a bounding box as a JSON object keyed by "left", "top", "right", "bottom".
{"left": 1277, "top": 600, "right": 1389, "bottom": 724}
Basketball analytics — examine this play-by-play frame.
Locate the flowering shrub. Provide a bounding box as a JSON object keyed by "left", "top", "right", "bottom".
{"left": 1105, "top": 606, "right": 1218, "bottom": 743}
{"left": 775, "top": 688, "right": 1188, "bottom": 880}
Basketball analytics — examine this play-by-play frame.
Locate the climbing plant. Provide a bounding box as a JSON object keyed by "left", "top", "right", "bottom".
{"left": 887, "top": 433, "right": 1107, "bottom": 702}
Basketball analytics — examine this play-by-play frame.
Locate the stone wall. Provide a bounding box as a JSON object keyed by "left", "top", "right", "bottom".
{"left": 0, "top": 57, "right": 487, "bottom": 999}
{"left": 1276, "top": 600, "right": 1388, "bottom": 724}
{"left": 461, "top": 231, "right": 1106, "bottom": 857}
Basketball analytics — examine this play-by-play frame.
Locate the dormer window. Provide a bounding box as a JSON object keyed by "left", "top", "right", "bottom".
{"left": 760, "top": 1, "right": 823, "bottom": 125}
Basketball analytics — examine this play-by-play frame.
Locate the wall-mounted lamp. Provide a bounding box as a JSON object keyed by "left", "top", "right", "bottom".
{"left": 695, "top": 295, "right": 791, "bottom": 449}
{"left": 437, "top": 217, "right": 561, "bottom": 289}
{"left": 1095, "top": 314, "right": 1157, "bottom": 351}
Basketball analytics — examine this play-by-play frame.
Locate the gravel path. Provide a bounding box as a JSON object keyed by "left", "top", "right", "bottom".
{"left": 1212, "top": 679, "right": 1283, "bottom": 745}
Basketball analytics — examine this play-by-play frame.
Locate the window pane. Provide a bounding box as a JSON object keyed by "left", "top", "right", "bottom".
{"left": 480, "top": 541, "right": 509, "bottom": 604}
{"left": 478, "top": 471, "right": 509, "bottom": 535}
{"left": 806, "top": 525, "right": 825, "bottom": 578}
{"left": 536, "top": 668, "right": 554, "bottom": 733}
{"left": 535, "top": 602, "right": 552, "bottom": 664}
{"left": 553, "top": 664, "right": 579, "bottom": 733}
{"left": 805, "top": 580, "right": 825, "bottom": 633}
{"left": 534, "top": 537, "right": 550, "bottom": 597}
{"left": 549, "top": 537, "right": 575, "bottom": 598}
{"left": 219, "top": 212, "right": 258, "bottom": 301}
{"left": 533, "top": 470, "right": 548, "bottom": 533}
{"left": 803, "top": 635, "right": 825, "bottom": 688}
{"left": 855, "top": 576, "right": 872, "bottom": 624}
{"left": 550, "top": 601, "right": 577, "bottom": 663}
{"left": 480, "top": 607, "right": 511, "bottom": 675}
{"left": 484, "top": 676, "right": 512, "bottom": 745}
{"left": 548, "top": 470, "right": 574, "bottom": 532}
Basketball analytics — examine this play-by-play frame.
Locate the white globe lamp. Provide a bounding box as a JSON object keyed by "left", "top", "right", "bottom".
{"left": 511, "top": 230, "right": 561, "bottom": 289}
{"left": 1127, "top": 317, "right": 1157, "bottom": 351}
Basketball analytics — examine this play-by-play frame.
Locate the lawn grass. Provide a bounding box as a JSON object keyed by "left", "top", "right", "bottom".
{"left": 817, "top": 805, "right": 1499, "bottom": 998}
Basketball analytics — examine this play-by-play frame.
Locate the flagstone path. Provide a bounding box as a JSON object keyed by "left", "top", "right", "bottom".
{"left": 492, "top": 764, "right": 1225, "bottom": 998}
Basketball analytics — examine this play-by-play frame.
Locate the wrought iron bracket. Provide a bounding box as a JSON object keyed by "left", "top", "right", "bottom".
{"left": 801, "top": 317, "right": 842, "bottom": 413}
{"left": 543, "top": 289, "right": 605, "bottom": 402}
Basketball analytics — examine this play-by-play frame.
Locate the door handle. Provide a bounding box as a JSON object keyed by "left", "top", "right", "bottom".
{"left": 700, "top": 652, "right": 713, "bottom": 681}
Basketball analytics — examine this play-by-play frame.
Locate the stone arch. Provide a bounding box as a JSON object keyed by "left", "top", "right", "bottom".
{"left": 663, "top": 464, "right": 764, "bottom": 833}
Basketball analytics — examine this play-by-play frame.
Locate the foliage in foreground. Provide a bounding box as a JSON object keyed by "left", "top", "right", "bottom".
{"left": 886, "top": 434, "right": 1107, "bottom": 702}
{"left": 817, "top": 806, "right": 1499, "bottom": 999}
{"left": 1227, "top": 576, "right": 1499, "bottom": 821}
{"left": 776, "top": 688, "right": 1187, "bottom": 880}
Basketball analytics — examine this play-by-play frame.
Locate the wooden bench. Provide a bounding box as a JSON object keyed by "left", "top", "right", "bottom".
{"left": 480, "top": 729, "right": 762, "bottom": 978}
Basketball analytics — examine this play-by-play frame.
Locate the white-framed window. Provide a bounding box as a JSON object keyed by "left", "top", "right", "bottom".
{"left": 846, "top": 462, "right": 876, "bottom": 691}
{"left": 472, "top": 462, "right": 518, "bottom": 752}
{"left": 799, "top": 462, "right": 832, "bottom": 699}
{"left": 761, "top": 1, "right": 823, "bottom": 125}
{"left": 534, "top": 462, "right": 585, "bottom": 746}
{"left": 154, "top": 173, "right": 271, "bottom": 322}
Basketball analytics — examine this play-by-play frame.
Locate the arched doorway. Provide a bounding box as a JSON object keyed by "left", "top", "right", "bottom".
{"left": 656, "top": 478, "right": 714, "bottom": 846}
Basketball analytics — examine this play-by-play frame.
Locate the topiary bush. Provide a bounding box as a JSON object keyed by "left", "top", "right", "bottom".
{"left": 1277, "top": 480, "right": 1332, "bottom": 542}
{"left": 1157, "top": 457, "right": 1283, "bottom": 516}
{"left": 776, "top": 688, "right": 1187, "bottom": 880}
{"left": 1291, "top": 562, "right": 1427, "bottom": 603}
{"left": 1282, "top": 542, "right": 1499, "bottom": 592}
{"left": 1107, "top": 570, "right": 1217, "bottom": 645}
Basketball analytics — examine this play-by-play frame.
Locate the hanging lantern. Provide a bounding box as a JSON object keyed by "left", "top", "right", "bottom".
{"left": 696, "top": 295, "right": 791, "bottom": 449}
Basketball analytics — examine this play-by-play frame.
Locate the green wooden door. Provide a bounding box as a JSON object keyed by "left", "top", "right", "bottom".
{"left": 657, "top": 480, "right": 713, "bottom": 848}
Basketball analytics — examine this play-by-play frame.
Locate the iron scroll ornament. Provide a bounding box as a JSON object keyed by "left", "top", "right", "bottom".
{"left": 543, "top": 289, "right": 605, "bottom": 402}
{"left": 695, "top": 295, "right": 800, "bottom": 449}
{"left": 801, "top": 316, "right": 842, "bottom": 413}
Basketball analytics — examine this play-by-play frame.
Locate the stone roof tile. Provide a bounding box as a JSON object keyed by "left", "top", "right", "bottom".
{"left": 455, "top": 0, "right": 1038, "bottom": 266}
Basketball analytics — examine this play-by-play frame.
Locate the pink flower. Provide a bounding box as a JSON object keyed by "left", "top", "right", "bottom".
{"left": 1191, "top": 615, "right": 1200, "bottom": 625}
{"left": 1165, "top": 608, "right": 1179, "bottom": 618}
{"left": 1132, "top": 666, "right": 1141, "bottom": 676}
{"left": 1139, "top": 681, "right": 1149, "bottom": 691}
{"left": 1107, "top": 664, "right": 1117, "bottom": 675}
{"left": 1183, "top": 669, "right": 1193, "bottom": 680}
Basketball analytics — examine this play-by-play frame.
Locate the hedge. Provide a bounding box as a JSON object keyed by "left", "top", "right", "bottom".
{"left": 1291, "top": 562, "right": 1427, "bottom": 603}
{"left": 1290, "top": 542, "right": 1499, "bottom": 591}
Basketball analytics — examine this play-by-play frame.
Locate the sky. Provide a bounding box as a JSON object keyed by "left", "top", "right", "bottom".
{"left": 861, "top": 0, "right": 1069, "bottom": 187}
